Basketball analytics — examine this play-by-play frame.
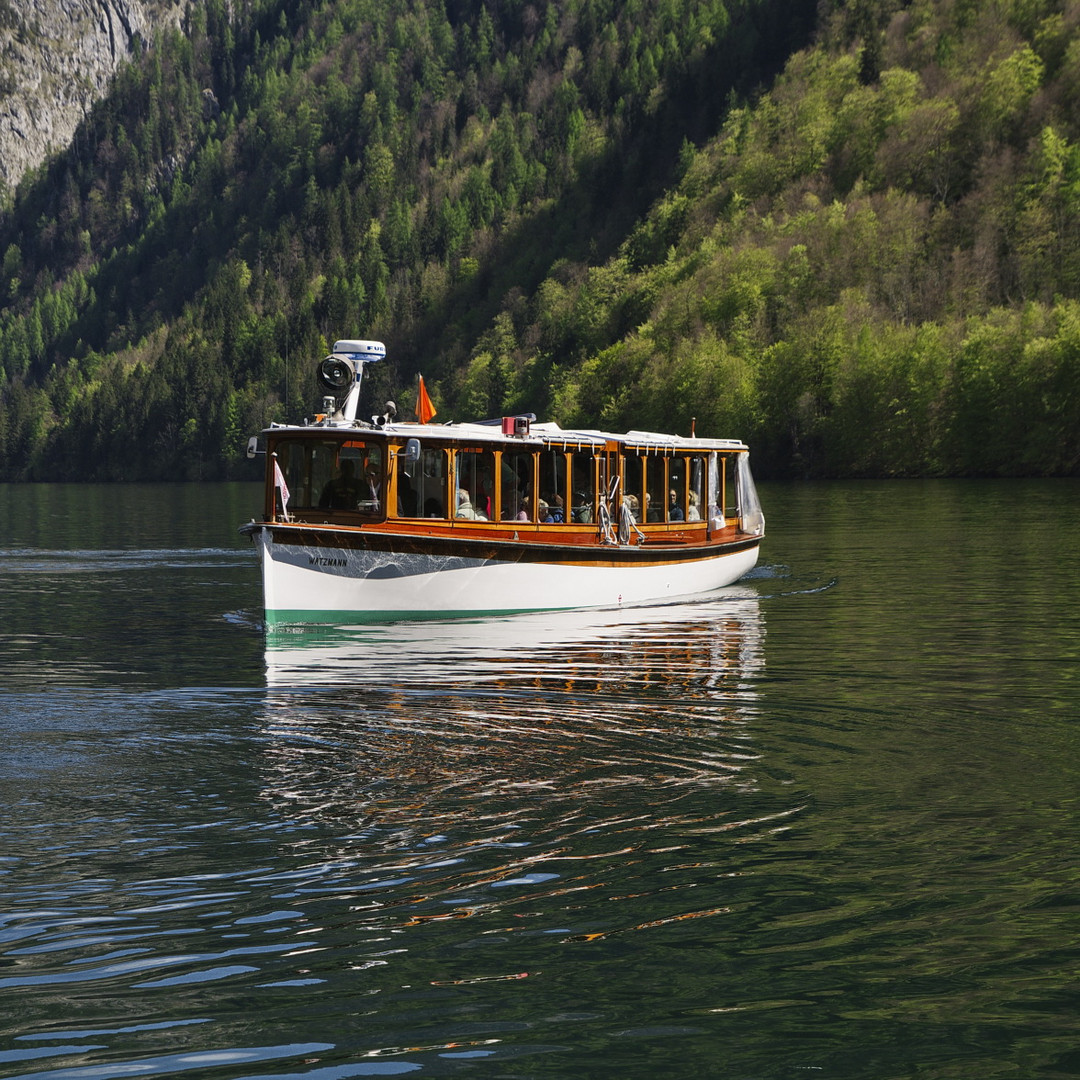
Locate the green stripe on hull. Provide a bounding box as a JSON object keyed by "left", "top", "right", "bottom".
{"left": 264, "top": 606, "right": 574, "bottom": 626}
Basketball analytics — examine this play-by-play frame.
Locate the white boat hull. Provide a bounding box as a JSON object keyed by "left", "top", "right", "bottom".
{"left": 251, "top": 526, "right": 760, "bottom": 625}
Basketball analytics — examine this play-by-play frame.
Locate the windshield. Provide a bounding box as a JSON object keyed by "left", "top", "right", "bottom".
{"left": 271, "top": 438, "right": 384, "bottom": 516}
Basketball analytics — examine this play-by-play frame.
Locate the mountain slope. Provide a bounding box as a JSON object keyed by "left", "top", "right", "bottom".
{"left": 0, "top": 0, "right": 815, "bottom": 480}
{"left": 1, "top": 0, "right": 1078, "bottom": 480}
{"left": 0, "top": 0, "right": 184, "bottom": 191}
{"left": 540, "top": 0, "right": 1080, "bottom": 476}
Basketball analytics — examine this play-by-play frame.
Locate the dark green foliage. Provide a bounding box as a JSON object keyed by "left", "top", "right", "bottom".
{"left": 0, "top": 0, "right": 1078, "bottom": 479}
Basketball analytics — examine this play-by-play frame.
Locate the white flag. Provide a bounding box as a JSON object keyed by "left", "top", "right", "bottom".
{"left": 273, "top": 460, "right": 290, "bottom": 511}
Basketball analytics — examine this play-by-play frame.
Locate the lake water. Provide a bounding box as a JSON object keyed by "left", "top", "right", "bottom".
{"left": 1, "top": 479, "right": 1078, "bottom": 1080}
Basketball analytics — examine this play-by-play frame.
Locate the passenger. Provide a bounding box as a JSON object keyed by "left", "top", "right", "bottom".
{"left": 473, "top": 483, "right": 492, "bottom": 520}
{"left": 517, "top": 496, "right": 533, "bottom": 521}
{"left": 572, "top": 492, "right": 592, "bottom": 523}
{"left": 548, "top": 494, "right": 565, "bottom": 523}
{"left": 645, "top": 493, "right": 663, "bottom": 523}
{"left": 622, "top": 494, "right": 640, "bottom": 523}
{"left": 455, "top": 488, "right": 479, "bottom": 519}
{"left": 687, "top": 491, "right": 701, "bottom": 521}
{"left": 320, "top": 460, "right": 361, "bottom": 509}
{"left": 538, "top": 498, "right": 553, "bottom": 523}
{"left": 668, "top": 489, "right": 684, "bottom": 521}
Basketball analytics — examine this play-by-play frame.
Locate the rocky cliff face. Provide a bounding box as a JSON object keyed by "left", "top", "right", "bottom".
{"left": 0, "top": 0, "right": 184, "bottom": 192}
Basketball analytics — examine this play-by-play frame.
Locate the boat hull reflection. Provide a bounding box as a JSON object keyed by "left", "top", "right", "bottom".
{"left": 262, "top": 588, "right": 763, "bottom": 690}
{"left": 258, "top": 592, "right": 766, "bottom": 835}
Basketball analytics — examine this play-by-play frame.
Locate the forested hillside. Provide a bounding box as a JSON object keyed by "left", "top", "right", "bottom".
{"left": 1, "top": 0, "right": 1078, "bottom": 480}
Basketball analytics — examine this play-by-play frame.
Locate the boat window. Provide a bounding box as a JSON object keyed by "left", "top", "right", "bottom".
{"left": 687, "top": 455, "right": 705, "bottom": 522}
{"left": 570, "top": 453, "right": 596, "bottom": 523}
{"left": 707, "top": 452, "right": 721, "bottom": 526}
{"left": 644, "top": 455, "right": 667, "bottom": 523}
{"left": 398, "top": 446, "right": 448, "bottom": 518}
{"left": 722, "top": 455, "right": 735, "bottom": 521}
{"left": 622, "top": 454, "right": 643, "bottom": 523}
{"left": 272, "top": 440, "right": 313, "bottom": 512}
{"left": 499, "top": 450, "right": 534, "bottom": 521}
{"left": 455, "top": 449, "right": 494, "bottom": 520}
{"left": 668, "top": 457, "right": 687, "bottom": 522}
{"left": 537, "top": 450, "right": 567, "bottom": 523}
{"left": 271, "top": 438, "right": 382, "bottom": 515}
{"left": 357, "top": 443, "right": 384, "bottom": 513}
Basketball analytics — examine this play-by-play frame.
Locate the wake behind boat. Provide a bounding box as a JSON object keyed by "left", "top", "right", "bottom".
{"left": 241, "top": 339, "right": 765, "bottom": 625}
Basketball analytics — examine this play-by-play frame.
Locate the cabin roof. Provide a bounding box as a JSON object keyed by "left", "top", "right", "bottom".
{"left": 265, "top": 418, "right": 747, "bottom": 452}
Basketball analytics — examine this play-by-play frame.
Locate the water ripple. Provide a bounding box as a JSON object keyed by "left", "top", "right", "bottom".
{"left": 0, "top": 549, "right": 256, "bottom": 576}
{"left": 0, "top": 595, "right": 779, "bottom": 1080}
{"left": 4, "top": 1043, "right": 339, "bottom": 1080}
{"left": 4, "top": 479, "right": 1079, "bottom": 1078}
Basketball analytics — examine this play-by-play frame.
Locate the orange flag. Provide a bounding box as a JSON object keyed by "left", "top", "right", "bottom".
{"left": 416, "top": 375, "right": 437, "bottom": 424}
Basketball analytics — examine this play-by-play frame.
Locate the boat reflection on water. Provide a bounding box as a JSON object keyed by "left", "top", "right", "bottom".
{"left": 263, "top": 586, "right": 762, "bottom": 684}
{"left": 256, "top": 588, "right": 767, "bottom": 840}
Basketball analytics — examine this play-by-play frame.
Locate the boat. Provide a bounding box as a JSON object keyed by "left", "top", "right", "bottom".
{"left": 240, "top": 339, "right": 764, "bottom": 626}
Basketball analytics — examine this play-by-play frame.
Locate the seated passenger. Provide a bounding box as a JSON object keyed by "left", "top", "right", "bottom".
{"left": 538, "top": 498, "right": 553, "bottom": 523}
{"left": 645, "top": 493, "right": 663, "bottom": 523}
{"left": 548, "top": 494, "right": 565, "bottom": 523}
{"left": 622, "top": 494, "right": 640, "bottom": 523}
{"left": 571, "top": 492, "right": 593, "bottom": 523}
{"left": 455, "top": 488, "right": 479, "bottom": 519}
{"left": 320, "top": 460, "right": 361, "bottom": 509}
{"left": 686, "top": 491, "right": 701, "bottom": 521}
{"left": 668, "top": 489, "right": 684, "bottom": 521}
